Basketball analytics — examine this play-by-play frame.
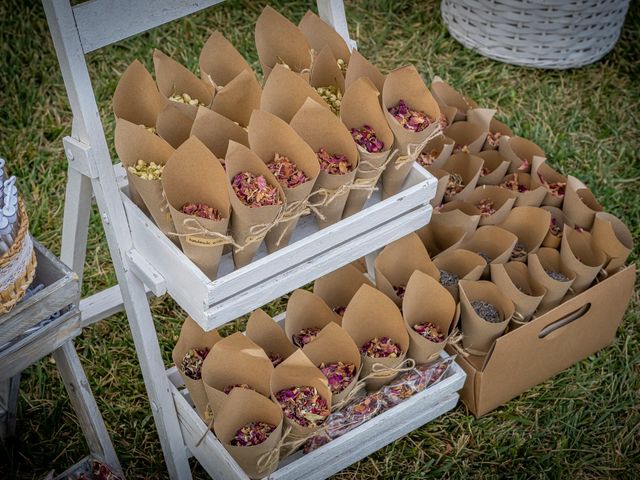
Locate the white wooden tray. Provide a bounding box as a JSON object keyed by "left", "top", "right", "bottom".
{"left": 121, "top": 164, "right": 436, "bottom": 329}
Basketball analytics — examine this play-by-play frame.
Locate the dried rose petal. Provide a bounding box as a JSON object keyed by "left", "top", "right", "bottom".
{"left": 360, "top": 336, "right": 402, "bottom": 358}
{"left": 332, "top": 306, "right": 346, "bottom": 316}
{"left": 316, "top": 148, "right": 352, "bottom": 175}
{"left": 181, "top": 202, "right": 222, "bottom": 221}
{"left": 549, "top": 217, "right": 562, "bottom": 237}
{"left": 319, "top": 362, "right": 357, "bottom": 394}
{"left": 181, "top": 348, "right": 209, "bottom": 380}
{"left": 222, "top": 383, "right": 253, "bottom": 395}
{"left": 501, "top": 174, "right": 528, "bottom": 193}
{"left": 417, "top": 149, "right": 439, "bottom": 168}
{"left": 231, "top": 171, "right": 282, "bottom": 208}
{"left": 511, "top": 241, "right": 527, "bottom": 260}
{"left": 268, "top": 352, "right": 284, "bottom": 367}
{"left": 480, "top": 167, "right": 492, "bottom": 176}
{"left": 275, "top": 385, "right": 329, "bottom": 427}
{"left": 230, "top": 421, "right": 276, "bottom": 447}
{"left": 393, "top": 285, "right": 406, "bottom": 299}
{"left": 486, "top": 131, "right": 502, "bottom": 148}
{"left": 412, "top": 322, "right": 445, "bottom": 343}
{"left": 89, "top": 460, "right": 123, "bottom": 480}
{"left": 476, "top": 198, "right": 496, "bottom": 217}
{"left": 538, "top": 173, "right": 566, "bottom": 197}
{"left": 292, "top": 327, "right": 321, "bottom": 348}
{"left": 445, "top": 173, "right": 464, "bottom": 197}
{"left": 350, "top": 125, "right": 385, "bottom": 153}
{"left": 267, "top": 153, "right": 309, "bottom": 189}
{"left": 388, "top": 100, "right": 445, "bottom": 133}
{"left": 517, "top": 158, "right": 530, "bottom": 172}
{"left": 453, "top": 144, "right": 469, "bottom": 154}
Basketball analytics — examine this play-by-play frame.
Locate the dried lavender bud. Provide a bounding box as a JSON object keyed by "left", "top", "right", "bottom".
{"left": 292, "top": 327, "right": 321, "bottom": 348}
{"left": 268, "top": 352, "right": 284, "bottom": 367}
{"left": 127, "top": 159, "right": 163, "bottom": 180}
{"left": 388, "top": 100, "right": 446, "bottom": 133}
{"left": 319, "top": 361, "right": 357, "bottom": 394}
{"left": 222, "top": 383, "right": 253, "bottom": 395}
{"left": 181, "top": 202, "right": 222, "bottom": 221}
{"left": 230, "top": 421, "right": 276, "bottom": 447}
{"left": 316, "top": 148, "right": 352, "bottom": 175}
{"left": 169, "top": 91, "right": 206, "bottom": 107}
{"left": 332, "top": 306, "right": 346, "bottom": 317}
{"left": 501, "top": 174, "right": 528, "bottom": 193}
{"left": 476, "top": 198, "right": 496, "bottom": 217}
{"left": 471, "top": 300, "right": 501, "bottom": 323}
{"left": 350, "top": 125, "right": 384, "bottom": 153}
{"left": 360, "top": 336, "right": 402, "bottom": 358}
{"left": 549, "top": 217, "right": 562, "bottom": 237}
{"left": 417, "top": 149, "right": 439, "bottom": 168}
{"left": 439, "top": 270, "right": 459, "bottom": 287}
{"left": 231, "top": 171, "right": 282, "bottom": 208}
{"left": 316, "top": 85, "right": 342, "bottom": 115}
{"left": 446, "top": 173, "right": 464, "bottom": 197}
{"left": 181, "top": 348, "right": 209, "bottom": 380}
{"left": 393, "top": 285, "right": 406, "bottom": 299}
{"left": 267, "top": 153, "right": 309, "bottom": 189}
{"left": 477, "top": 251, "right": 492, "bottom": 263}
{"left": 275, "top": 385, "right": 329, "bottom": 427}
{"left": 412, "top": 322, "right": 445, "bottom": 343}
{"left": 545, "top": 270, "right": 569, "bottom": 282}
{"left": 511, "top": 242, "right": 528, "bottom": 260}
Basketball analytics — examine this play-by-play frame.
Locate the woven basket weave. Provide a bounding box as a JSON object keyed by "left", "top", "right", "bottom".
{"left": 441, "top": 0, "right": 630, "bottom": 69}
{"left": 0, "top": 197, "right": 36, "bottom": 314}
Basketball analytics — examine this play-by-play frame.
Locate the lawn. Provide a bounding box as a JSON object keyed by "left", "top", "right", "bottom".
{"left": 1, "top": 0, "right": 639, "bottom": 478}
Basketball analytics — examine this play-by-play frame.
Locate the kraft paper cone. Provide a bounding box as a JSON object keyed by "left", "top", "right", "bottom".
{"left": 248, "top": 110, "right": 320, "bottom": 251}
{"left": 302, "top": 323, "right": 362, "bottom": 406}
{"left": 591, "top": 212, "right": 633, "bottom": 274}
{"left": 313, "top": 264, "right": 373, "bottom": 317}
{"left": 460, "top": 225, "right": 518, "bottom": 273}
{"left": 475, "top": 151, "right": 510, "bottom": 186}
{"left": 498, "top": 135, "right": 545, "bottom": 174}
{"left": 270, "top": 350, "right": 331, "bottom": 440}
{"left": 255, "top": 6, "right": 312, "bottom": 79}
{"left": 417, "top": 135, "right": 454, "bottom": 170}
{"left": 441, "top": 153, "right": 484, "bottom": 202}
{"left": 560, "top": 225, "right": 606, "bottom": 293}
{"left": 155, "top": 102, "right": 195, "bottom": 149}
{"left": 214, "top": 388, "right": 283, "bottom": 480}
{"left": 433, "top": 248, "right": 486, "bottom": 302}
{"left": 290, "top": 98, "right": 358, "bottom": 227}
{"left": 417, "top": 222, "right": 466, "bottom": 258}
{"left": 153, "top": 49, "right": 214, "bottom": 118}
{"left": 340, "top": 77, "right": 394, "bottom": 217}
{"left": 382, "top": 66, "right": 443, "bottom": 198}
{"left": 310, "top": 46, "right": 345, "bottom": 95}
{"left": 210, "top": 70, "right": 262, "bottom": 128}
{"left": 172, "top": 316, "right": 222, "bottom": 419}
{"left": 261, "top": 65, "right": 328, "bottom": 123}
{"left": 500, "top": 172, "right": 547, "bottom": 207}
{"left": 444, "top": 121, "right": 488, "bottom": 155}
{"left": 459, "top": 280, "right": 514, "bottom": 355}
{"left": 430, "top": 76, "right": 477, "bottom": 122}
{"left": 246, "top": 309, "right": 297, "bottom": 366}
{"left": 466, "top": 185, "right": 516, "bottom": 226}
{"left": 562, "top": 176, "right": 603, "bottom": 229}
{"left": 299, "top": 11, "right": 352, "bottom": 66}
{"left": 528, "top": 247, "right": 576, "bottom": 310}
{"left": 190, "top": 107, "right": 249, "bottom": 161}
{"left": 425, "top": 167, "right": 450, "bottom": 208}
{"left": 285, "top": 289, "right": 341, "bottom": 347}
{"left": 199, "top": 31, "right": 254, "bottom": 87}
{"left": 113, "top": 59, "right": 167, "bottom": 128}
{"left": 344, "top": 50, "right": 385, "bottom": 94}
{"left": 403, "top": 270, "right": 457, "bottom": 364}
{"left": 374, "top": 233, "right": 440, "bottom": 306}
{"left": 434, "top": 200, "right": 481, "bottom": 235}
{"left": 498, "top": 206, "right": 551, "bottom": 262}
{"left": 342, "top": 284, "right": 410, "bottom": 390}
{"left": 490, "top": 262, "right": 545, "bottom": 325}
{"left": 114, "top": 118, "right": 175, "bottom": 234}
{"left": 202, "top": 332, "right": 274, "bottom": 416}
{"left": 483, "top": 117, "right": 513, "bottom": 151}
{"left": 540, "top": 206, "right": 566, "bottom": 249}
{"left": 465, "top": 108, "right": 496, "bottom": 132}
{"left": 531, "top": 157, "right": 567, "bottom": 208}
{"left": 162, "top": 137, "right": 231, "bottom": 279}
{"left": 225, "top": 141, "right": 285, "bottom": 268}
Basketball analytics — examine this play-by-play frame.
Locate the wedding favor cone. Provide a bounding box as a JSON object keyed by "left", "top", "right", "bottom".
{"left": 560, "top": 225, "right": 606, "bottom": 293}
{"left": 248, "top": 110, "right": 320, "bottom": 251}
{"left": 433, "top": 249, "right": 486, "bottom": 301}
{"left": 190, "top": 107, "right": 249, "bottom": 161}
{"left": 382, "top": 66, "right": 443, "bottom": 198}
{"left": 498, "top": 135, "right": 546, "bottom": 174}
{"left": 441, "top": 153, "right": 484, "bottom": 202}
{"left": 285, "top": 289, "right": 341, "bottom": 347}
{"left": 172, "top": 317, "right": 222, "bottom": 419}
{"left": 225, "top": 142, "right": 285, "bottom": 267}
{"left": 199, "top": 30, "right": 254, "bottom": 86}
{"left": 591, "top": 212, "right": 633, "bottom": 274}
{"left": 340, "top": 77, "right": 394, "bottom": 217}
{"left": 540, "top": 206, "right": 566, "bottom": 249}
{"left": 426, "top": 167, "right": 450, "bottom": 208}
{"left": 528, "top": 247, "right": 576, "bottom": 310}
{"left": 432, "top": 201, "right": 481, "bottom": 235}
{"left": 214, "top": 388, "right": 283, "bottom": 480}
{"left": 430, "top": 76, "right": 477, "bottom": 122}
{"left": 403, "top": 270, "right": 457, "bottom": 363}
{"left": 475, "top": 151, "right": 510, "bottom": 186}
{"left": 490, "top": 262, "right": 545, "bottom": 327}
{"left": 466, "top": 185, "right": 516, "bottom": 226}
{"left": 374, "top": 233, "right": 440, "bottom": 306}
{"left": 342, "top": 284, "right": 410, "bottom": 390}
{"left": 113, "top": 59, "right": 166, "bottom": 129}
{"left": 299, "top": 11, "right": 352, "bottom": 67}
{"left": 344, "top": 50, "right": 385, "bottom": 93}
{"left": 309, "top": 46, "right": 345, "bottom": 96}
{"left": 417, "top": 222, "right": 466, "bottom": 258}
{"left": 498, "top": 206, "right": 551, "bottom": 262}
{"left": 290, "top": 98, "right": 358, "bottom": 227}
{"left": 211, "top": 70, "right": 262, "bottom": 128}
{"left": 460, "top": 225, "right": 518, "bottom": 273}
{"left": 416, "top": 135, "right": 454, "bottom": 170}
{"left": 444, "top": 121, "right": 488, "bottom": 155}
{"left": 531, "top": 157, "right": 567, "bottom": 208}
{"left": 313, "top": 264, "right": 373, "bottom": 317}
{"left": 459, "top": 280, "right": 514, "bottom": 355}
{"left": 562, "top": 176, "right": 604, "bottom": 229}
{"left": 246, "top": 309, "right": 297, "bottom": 367}
{"left": 465, "top": 108, "right": 495, "bottom": 132}
{"left": 155, "top": 102, "right": 196, "bottom": 148}
{"left": 482, "top": 117, "right": 513, "bottom": 151}
{"left": 500, "top": 172, "right": 547, "bottom": 207}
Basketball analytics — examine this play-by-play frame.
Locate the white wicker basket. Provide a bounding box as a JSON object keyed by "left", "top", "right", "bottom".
{"left": 441, "top": 0, "right": 630, "bottom": 69}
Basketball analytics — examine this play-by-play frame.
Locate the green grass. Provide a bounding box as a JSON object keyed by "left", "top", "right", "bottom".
{"left": 1, "top": 0, "right": 639, "bottom": 478}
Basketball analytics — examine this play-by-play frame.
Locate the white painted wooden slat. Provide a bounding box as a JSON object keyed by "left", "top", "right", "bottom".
{"left": 317, "top": 0, "right": 358, "bottom": 50}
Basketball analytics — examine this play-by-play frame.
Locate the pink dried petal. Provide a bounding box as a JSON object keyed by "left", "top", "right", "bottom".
{"left": 181, "top": 202, "right": 222, "bottom": 221}
{"left": 230, "top": 421, "right": 276, "bottom": 447}
{"left": 417, "top": 149, "right": 440, "bottom": 168}
{"left": 267, "top": 153, "right": 309, "bottom": 189}
{"left": 350, "top": 125, "right": 385, "bottom": 153}
{"left": 222, "top": 383, "right": 253, "bottom": 395}
{"left": 275, "top": 386, "right": 329, "bottom": 427}
{"left": 476, "top": 198, "right": 496, "bottom": 217}
{"left": 316, "top": 148, "right": 352, "bottom": 175}
{"left": 268, "top": 352, "right": 284, "bottom": 367}
{"left": 393, "top": 285, "right": 406, "bottom": 299}
{"left": 388, "top": 100, "right": 442, "bottom": 133}
{"left": 319, "top": 362, "right": 357, "bottom": 394}
{"left": 232, "top": 171, "right": 282, "bottom": 208}
{"left": 501, "top": 174, "right": 528, "bottom": 193}
{"left": 360, "top": 336, "right": 402, "bottom": 358}
{"left": 412, "top": 322, "right": 445, "bottom": 343}
{"left": 181, "top": 348, "right": 209, "bottom": 380}
{"left": 332, "top": 306, "right": 346, "bottom": 317}
{"left": 292, "top": 327, "right": 321, "bottom": 348}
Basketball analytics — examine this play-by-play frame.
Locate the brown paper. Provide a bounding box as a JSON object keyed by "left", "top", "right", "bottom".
{"left": 484, "top": 117, "right": 513, "bottom": 151}
{"left": 403, "top": 270, "right": 457, "bottom": 363}
{"left": 591, "top": 212, "right": 633, "bottom": 274}
{"left": 309, "top": 46, "right": 345, "bottom": 94}
{"left": 214, "top": 388, "right": 283, "bottom": 480}
{"left": 433, "top": 248, "right": 487, "bottom": 301}
{"left": 530, "top": 157, "right": 567, "bottom": 208}
{"left": 500, "top": 172, "right": 547, "bottom": 207}
{"left": 199, "top": 31, "right": 254, "bottom": 87}
{"left": 498, "top": 206, "right": 551, "bottom": 262}
{"left": 417, "top": 222, "right": 466, "bottom": 258}
{"left": 562, "top": 176, "right": 604, "bottom": 229}
{"left": 162, "top": 137, "right": 231, "bottom": 279}
{"left": 374, "top": 233, "right": 440, "bottom": 306}
{"left": 290, "top": 98, "right": 358, "bottom": 227}
{"left": 433, "top": 200, "right": 481, "bottom": 236}
{"left": 466, "top": 185, "right": 516, "bottom": 226}
{"left": 475, "top": 151, "right": 511, "bottom": 186}
{"left": 299, "top": 11, "right": 352, "bottom": 65}
{"left": 540, "top": 206, "right": 566, "bottom": 249}
{"left": 224, "top": 141, "right": 286, "bottom": 268}
{"left": 190, "top": 106, "right": 249, "bottom": 161}
{"left": 172, "top": 316, "right": 222, "bottom": 419}
{"left": 344, "top": 50, "right": 385, "bottom": 94}
{"left": 418, "top": 134, "right": 455, "bottom": 170}
{"left": 498, "top": 135, "right": 546, "bottom": 174}
{"left": 490, "top": 262, "right": 545, "bottom": 325}
{"left": 113, "top": 59, "right": 167, "bottom": 128}
{"left": 460, "top": 225, "right": 518, "bottom": 273}
{"left": 313, "top": 264, "right": 373, "bottom": 316}
{"left": 202, "top": 332, "right": 274, "bottom": 416}
{"left": 444, "top": 121, "right": 488, "bottom": 154}
{"left": 255, "top": 6, "right": 312, "bottom": 79}
{"left": 155, "top": 102, "right": 195, "bottom": 149}
{"left": 246, "top": 309, "right": 297, "bottom": 364}
{"left": 341, "top": 284, "right": 410, "bottom": 390}
{"left": 527, "top": 247, "right": 576, "bottom": 310}
{"left": 425, "top": 167, "right": 450, "bottom": 208}
{"left": 210, "top": 69, "right": 262, "bottom": 128}
{"left": 248, "top": 110, "right": 320, "bottom": 251}
{"left": 459, "top": 280, "right": 514, "bottom": 355}
{"left": 430, "top": 76, "right": 477, "bottom": 122}
{"left": 560, "top": 225, "right": 606, "bottom": 293}
{"left": 382, "top": 66, "right": 443, "bottom": 198}
{"left": 441, "top": 153, "right": 484, "bottom": 202}
{"left": 465, "top": 108, "right": 496, "bottom": 132}
{"left": 284, "top": 289, "right": 341, "bottom": 345}
{"left": 301, "top": 323, "right": 362, "bottom": 405}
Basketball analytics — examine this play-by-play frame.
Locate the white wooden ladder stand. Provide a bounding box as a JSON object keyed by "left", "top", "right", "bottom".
{"left": 42, "top": 1, "right": 457, "bottom": 479}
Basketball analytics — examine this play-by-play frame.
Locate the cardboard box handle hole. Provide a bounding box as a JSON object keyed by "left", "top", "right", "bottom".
{"left": 538, "top": 303, "right": 592, "bottom": 339}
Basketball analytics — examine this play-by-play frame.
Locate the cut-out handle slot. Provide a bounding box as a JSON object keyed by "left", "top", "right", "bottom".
{"left": 538, "top": 303, "right": 592, "bottom": 339}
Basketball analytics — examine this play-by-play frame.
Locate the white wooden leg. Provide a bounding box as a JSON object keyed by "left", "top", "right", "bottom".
{"left": 316, "top": 0, "right": 357, "bottom": 50}
{"left": 0, "top": 373, "right": 20, "bottom": 441}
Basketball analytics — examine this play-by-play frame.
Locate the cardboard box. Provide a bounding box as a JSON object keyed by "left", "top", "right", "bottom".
{"left": 447, "top": 265, "right": 636, "bottom": 417}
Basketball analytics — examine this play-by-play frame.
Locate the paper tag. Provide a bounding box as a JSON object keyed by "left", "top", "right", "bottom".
{"left": 186, "top": 236, "right": 221, "bottom": 247}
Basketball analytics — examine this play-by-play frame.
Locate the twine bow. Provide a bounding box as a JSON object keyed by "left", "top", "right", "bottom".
{"left": 446, "top": 329, "right": 470, "bottom": 358}
{"left": 393, "top": 126, "right": 443, "bottom": 170}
